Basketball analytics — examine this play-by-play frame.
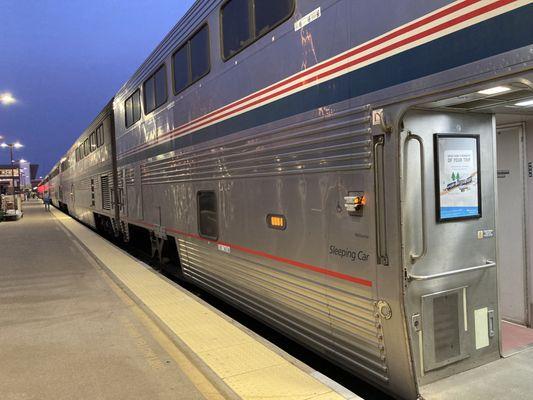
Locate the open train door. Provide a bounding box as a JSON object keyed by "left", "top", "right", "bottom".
{"left": 400, "top": 109, "right": 500, "bottom": 388}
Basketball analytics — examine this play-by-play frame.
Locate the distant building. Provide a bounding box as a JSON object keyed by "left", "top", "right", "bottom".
{"left": 0, "top": 163, "right": 39, "bottom": 194}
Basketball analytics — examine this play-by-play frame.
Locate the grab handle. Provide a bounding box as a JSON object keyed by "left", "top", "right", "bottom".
{"left": 408, "top": 260, "right": 496, "bottom": 281}
{"left": 374, "top": 136, "right": 389, "bottom": 265}
{"left": 405, "top": 132, "right": 427, "bottom": 263}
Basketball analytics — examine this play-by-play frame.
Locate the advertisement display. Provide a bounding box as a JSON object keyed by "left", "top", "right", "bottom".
{"left": 434, "top": 134, "right": 481, "bottom": 222}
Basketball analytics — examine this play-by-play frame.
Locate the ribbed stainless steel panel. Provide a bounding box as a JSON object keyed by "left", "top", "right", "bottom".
{"left": 170, "top": 105, "right": 387, "bottom": 381}
{"left": 125, "top": 168, "right": 135, "bottom": 186}
{"left": 141, "top": 106, "right": 372, "bottom": 184}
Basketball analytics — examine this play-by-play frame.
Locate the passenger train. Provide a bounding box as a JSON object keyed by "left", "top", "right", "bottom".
{"left": 40, "top": 1, "right": 533, "bottom": 398}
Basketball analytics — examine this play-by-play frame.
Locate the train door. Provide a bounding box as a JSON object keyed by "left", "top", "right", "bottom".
{"left": 401, "top": 110, "right": 500, "bottom": 386}
{"left": 496, "top": 125, "right": 528, "bottom": 325}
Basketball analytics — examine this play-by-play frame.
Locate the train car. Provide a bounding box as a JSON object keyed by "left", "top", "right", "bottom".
{"left": 42, "top": 162, "right": 61, "bottom": 207}
{"left": 44, "top": 0, "right": 533, "bottom": 398}
{"left": 56, "top": 100, "right": 119, "bottom": 233}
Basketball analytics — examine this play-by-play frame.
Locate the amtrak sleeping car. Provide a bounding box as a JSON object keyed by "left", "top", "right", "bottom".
{"left": 42, "top": 1, "right": 533, "bottom": 398}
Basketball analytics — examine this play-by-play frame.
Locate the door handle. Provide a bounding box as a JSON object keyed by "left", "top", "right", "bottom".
{"left": 374, "top": 135, "right": 389, "bottom": 266}
{"left": 405, "top": 132, "right": 427, "bottom": 263}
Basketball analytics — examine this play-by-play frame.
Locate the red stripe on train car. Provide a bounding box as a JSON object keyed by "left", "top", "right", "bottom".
{"left": 118, "top": 0, "right": 491, "bottom": 158}
{"left": 164, "top": 226, "right": 374, "bottom": 288}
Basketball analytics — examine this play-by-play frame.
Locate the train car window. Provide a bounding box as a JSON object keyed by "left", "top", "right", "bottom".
{"left": 90, "top": 132, "right": 96, "bottom": 152}
{"left": 197, "top": 191, "right": 218, "bottom": 240}
{"left": 154, "top": 66, "right": 167, "bottom": 109}
{"left": 132, "top": 90, "right": 141, "bottom": 122}
{"left": 96, "top": 125, "right": 104, "bottom": 147}
{"left": 173, "top": 44, "right": 189, "bottom": 94}
{"left": 172, "top": 24, "right": 210, "bottom": 95}
{"left": 221, "top": 0, "right": 294, "bottom": 60}
{"left": 125, "top": 90, "right": 142, "bottom": 127}
{"left": 221, "top": 0, "right": 252, "bottom": 60}
{"left": 125, "top": 96, "right": 133, "bottom": 127}
{"left": 190, "top": 25, "right": 210, "bottom": 82}
{"left": 83, "top": 138, "right": 90, "bottom": 157}
{"left": 143, "top": 77, "right": 156, "bottom": 114}
{"left": 143, "top": 65, "right": 167, "bottom": 114}
{"left": 254, "top": 0, "right": 294, "bottom": 37}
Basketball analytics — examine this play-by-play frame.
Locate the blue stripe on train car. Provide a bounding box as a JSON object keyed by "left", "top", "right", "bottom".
{"left": 119, "top": 5, "right": 533, "bottom": 167}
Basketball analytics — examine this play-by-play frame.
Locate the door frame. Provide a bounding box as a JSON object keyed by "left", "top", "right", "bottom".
{"left": 496, "top": 122, "right": 530, "bottom": 327}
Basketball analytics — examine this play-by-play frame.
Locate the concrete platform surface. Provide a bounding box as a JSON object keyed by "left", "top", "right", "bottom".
{"left": 0, "top": 201, "right": 359, "bottom": 400}
{"left": 0, "top": 202, "right": 224, "bottom": 400}
{"left": 49, "top": 206, "right": 359, "bottom": 400}
{"left": 420, "top": 342, "right": 533, "bottom": 399}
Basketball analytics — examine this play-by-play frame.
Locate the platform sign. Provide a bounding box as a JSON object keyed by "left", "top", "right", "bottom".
{"left": 434, "top": 134, "right": 481, "bottom": 222}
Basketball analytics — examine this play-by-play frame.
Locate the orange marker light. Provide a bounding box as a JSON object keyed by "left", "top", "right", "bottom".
{"left": 267, "top": 214, "right": 287, "bottom": 230}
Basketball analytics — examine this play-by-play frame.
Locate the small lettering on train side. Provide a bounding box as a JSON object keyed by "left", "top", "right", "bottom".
{"left": 329, "top": 245, "right": 369, "bottom": 262}
{"left": 217, "top": 244, "right": 231, "bottom": 254}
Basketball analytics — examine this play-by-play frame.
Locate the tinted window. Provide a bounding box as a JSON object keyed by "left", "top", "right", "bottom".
{"left": 143, "top": 77, "right": 156, "bottom": 113}
{"left": 154, "top": 66, "right": 167, "bottom": 109}
{"left": 125, "top": 90, "right": 141, "bottom": 127}
{"left": 221, "top": 0, "right": 252, "bottom": 59}
{"left": 190, "top": 25, "right": 210, "bottom": 82}
{"left": 83, "top": 138, "right": 89, "bottom": 157}
{"left": 172, "top": 45, "right": 189, "bottom": 94}
{"left": 90, "top": 132, "right": 96, "bottom": 152}
{"left": 254, "top": 0, "right": 293, "bottom": 37}
{"left": 221, "top": 0, "right": 293, "bottom": 60}
{"left": 97, "top": 125, "right": 104, "bottom": 147}
{"left": 197, "top": 191, "right": 218, "bottom": 240}
{"left": 125, "top": 97, "right": 133, "bottom": 127}
{"left": 172, "top": 25, "right": 210, "bottom": 94}
{"left": 132, "top": 90, "right": 141, "bottom": 122}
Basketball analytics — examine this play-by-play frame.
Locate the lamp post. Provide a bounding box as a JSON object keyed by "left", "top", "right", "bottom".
{"left": 0, "top": 141, "right": 23, "bottom": 211}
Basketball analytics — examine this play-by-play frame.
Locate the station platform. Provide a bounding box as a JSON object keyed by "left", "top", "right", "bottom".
{"left": 0, "top": 201, "right": 359, "bottom": 400}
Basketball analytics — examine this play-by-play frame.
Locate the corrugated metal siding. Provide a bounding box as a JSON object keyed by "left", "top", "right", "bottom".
{"left": 141, "top": 105, "right": 372, "bottom": 184}
{"left": 172, "top": 105, "right": 387, "bottom": 381}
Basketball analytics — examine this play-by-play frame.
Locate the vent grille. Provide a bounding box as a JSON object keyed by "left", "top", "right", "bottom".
{"left": 433, "top": 293, "right": 460, "bottom": 363}
{"left": 101, "top": 175, "right": 111, "bottom": 210}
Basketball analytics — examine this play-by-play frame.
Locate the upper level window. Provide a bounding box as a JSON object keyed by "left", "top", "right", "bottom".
{"left": 125, "top": 90, "right": 141, "bottom": 128}
{"left": 83, "top": 138, "right": 90, "bottom": 157}
{"left": 143, "top": 65, "right": 167, "bottom": 114}
{"left": 96, "top": 124, "right": 104, "bottom": 147}
{"left": 172, "top": 24, "right": 210, "bottom": 94}
{"left": 221, "top": 0, "right": 294, "bottom": 60}
{"left": 90, "top": 131, "right": 96, "bottom": 152}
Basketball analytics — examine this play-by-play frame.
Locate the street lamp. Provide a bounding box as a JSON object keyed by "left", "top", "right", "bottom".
{"left": 0, "top": 141, "right": 23, "bottom": 211}
{"left": 0, "top": 92, "right": 17, "bottom": 106}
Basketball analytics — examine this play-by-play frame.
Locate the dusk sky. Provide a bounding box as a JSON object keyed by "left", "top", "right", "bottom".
{"left": 0, "top": 0, "right": 195, "bottom": 177}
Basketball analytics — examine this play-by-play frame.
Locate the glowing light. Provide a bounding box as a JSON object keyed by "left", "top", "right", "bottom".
{"left": 0, "top": 92, "right": 17, "bottom": 105}
{"left": 0, "top": 143, "right": 7, "bottom": 148}
{"left": 515, "top": 99, "right": 533, "bottom": 107}
{"left": 19, "top": 158, "right": 27, "bottom": 163}
{"left": 477, "top": 86, "right": 511, "bottom": 95}
{"left": 13, "top": 142, "right": 23, "bottom": 148}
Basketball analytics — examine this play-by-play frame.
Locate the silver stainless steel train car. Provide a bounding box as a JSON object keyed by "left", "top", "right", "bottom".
{"left": 42, "top": 1, "right": 533, "bottom": 398}
{"left": 42, "top": 100, "right": 118, "bottom": 233}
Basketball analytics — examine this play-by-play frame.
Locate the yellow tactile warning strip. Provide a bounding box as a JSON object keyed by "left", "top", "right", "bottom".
{"left": 51, "top": 209, "right": 355, "bottom": 400}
